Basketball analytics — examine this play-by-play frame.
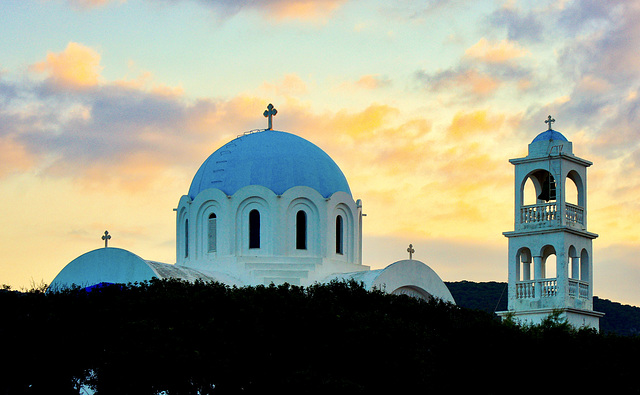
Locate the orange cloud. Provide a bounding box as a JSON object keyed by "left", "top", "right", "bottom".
{"left": 465, "top": 38, "right": 529, "bottom": 64}
{"left": 64, "top": 0, "right": 125, "bottom": 9}
{"left": 447, "top": 110, "right": 505, "bottom": 139}
{"left": 266, "top": 0, "right": 346, "bottom": 20}
{"left": 31, "top": 42, "right": 103, "bottom": 89}
{"left": 354, "top": 74, "right": 391, "bottom": 90}
{"left": 462, "top": 69, "right": 500, "bottom": 95}
{"left": 0, "top": 138, "right": 36, "bottom": 177}
{"left": 331, "top": 104, "right": 399, "bottom": 139}
{"left": 259, "top": 74, "right": 308, "bottom": 97}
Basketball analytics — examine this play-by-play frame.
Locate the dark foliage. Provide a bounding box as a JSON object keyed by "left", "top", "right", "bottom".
{"left": 2, "top": 279, "right": 640, "bottom": 394}
{"left": 445, "top": 281, "right": 508, "bottom": 313}
{"left": 446, "top": 280, "right": 640, "bottom": 337}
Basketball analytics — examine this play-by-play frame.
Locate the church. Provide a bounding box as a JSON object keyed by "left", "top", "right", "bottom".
{"left": 49, "top": 105, "right": 455, "bottom": 304}
{"left": 49, "top": 106, "right": 605, "bottom": 330}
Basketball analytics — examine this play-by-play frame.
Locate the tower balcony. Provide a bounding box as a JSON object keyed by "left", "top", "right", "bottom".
{"left": 519, "top": 202, "right": 585, "bottom": 229}
{"left": 515, "top": 278, "right": 590, "bottom": 301}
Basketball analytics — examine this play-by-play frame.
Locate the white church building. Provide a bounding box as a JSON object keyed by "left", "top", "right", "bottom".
{"left": 50, "top": 105, "right": 455, "bottom": 304}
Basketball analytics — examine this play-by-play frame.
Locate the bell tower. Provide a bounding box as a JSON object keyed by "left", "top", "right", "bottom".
{"left": 498, "top": 116, "right": 604, "bottom": 330}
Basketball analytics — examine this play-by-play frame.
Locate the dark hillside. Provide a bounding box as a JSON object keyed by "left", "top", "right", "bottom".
{"left": 446, "top": 280, "right": 640, "bottom": 336}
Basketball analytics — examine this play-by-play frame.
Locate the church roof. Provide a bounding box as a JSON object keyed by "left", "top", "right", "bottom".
{"left": 532, "top": 129, "right": 568, "bottom": 143}
{"left": 188, "top": 130, "right": 351, "bottom": 199}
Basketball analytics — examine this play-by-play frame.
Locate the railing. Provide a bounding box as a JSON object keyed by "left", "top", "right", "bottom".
{"left": 516, "top": 278, "right": 590, "bottom": 300}
{"left": 568, "top": 279, "right": 590, "bottom": 299}
{"left": 520, "top": 203, "right": 585, "bottom": 227}
{"left": 565, "top": 203, "right": 584, "bottom": 226}
{"left": 521, "top": 203, "right": 557, "bottom": 224}
{"left": 516, "top": 279, "right": 557, "bottom": 299}
{"left": 516, "top": 281, "right": 535, "bottom": 299}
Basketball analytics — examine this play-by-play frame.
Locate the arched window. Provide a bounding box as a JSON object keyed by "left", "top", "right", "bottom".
{"left": 580, "top": 249, "right": 590, "bottom": 281}
{"left": 296, "top": 210, "right": 307, "bottom": 250}
{"left": 184, "top": 219, "right": 189, "bottom": 258}
{"left": 336, "top": 215, "right": 344, "bottom": 255}
{"left": 208, "top": 213, "right": 217, "bottom": 253}
{"left": 249, "top": 209, "right": 260, "bottom": 249}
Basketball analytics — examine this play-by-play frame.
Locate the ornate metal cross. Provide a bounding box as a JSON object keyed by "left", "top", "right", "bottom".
{"left": 102, "top": 230, "right": 111, "bottom": 248}
{"left": 545, "top": 115, "right": 555, "bottom": 130}
{"left": 407, "top": 244, "right": 415, "bottom": 260}
{"left": 263, "top": 103, "right": 277, "bottom": 130}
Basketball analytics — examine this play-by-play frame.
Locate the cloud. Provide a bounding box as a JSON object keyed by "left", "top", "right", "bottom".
{"left": 446, "top": 110, "right": 505, "bottom": 140}
{"left": 30, "top": 42, "right": 103, "bottom": 90}
{"left": 259, "top": 74, "right": 308, "bottom": 97}
{"left": 486, "top": 2, "right": 545, "bottom": 43}
{"left": 464, "top": 38, "right": 529, "bottom": 64}
{"left": 264, "top": 0, "right": 346, "bottom": 21}
{"left": 0, "top": 137, "right": 36, "bottom": 177}
{"left": 417, "top": 68, "right": 501, "bottom": 98}
{"left": 353, "top": 74, "right": 392, "bottom": 90}
{"left": 193, "top": 0, "right": 347, "bottom": 21}
{"left": 63, "top": 0, "right": 123, "bottom": 9}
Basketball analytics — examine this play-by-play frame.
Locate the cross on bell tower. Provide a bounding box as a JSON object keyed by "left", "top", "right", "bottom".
{"left": 545, "top": 115, "right": 555, "bottom": 130}
{"left": 263, "top": 103, "right": 277, "bottom": 130}
{"left": 497, "top": 116, "right": 603, "bottom": 330}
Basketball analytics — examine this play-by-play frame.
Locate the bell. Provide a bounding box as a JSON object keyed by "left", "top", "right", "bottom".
{"left": 537, "top": 174, "right": 556, "bottom": 202}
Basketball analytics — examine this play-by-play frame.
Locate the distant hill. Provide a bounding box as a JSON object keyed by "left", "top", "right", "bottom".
{"left": 445, "top": 281, "right": 640, "bottom": 336}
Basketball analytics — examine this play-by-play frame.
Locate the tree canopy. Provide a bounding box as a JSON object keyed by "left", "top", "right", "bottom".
{"left": 2, "top": 279, "right": 639, "bottom": 394}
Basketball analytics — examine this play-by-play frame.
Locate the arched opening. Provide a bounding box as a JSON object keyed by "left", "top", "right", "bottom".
{"left": 184, "top": 219, "right": 189, "bottom": 258}
{"left": 249, "top": 209, "right": 260, "bottom": 249}
{"left": 580, "top": 249, "right": 590, "bottom": 282}
{"left": 208, "top": 213, "right": 217, "bottom": 253}
{"left": 335, "top": 215, "right": 344, "bottom": 255}
{"left": 391, "top": 286, "right": 433, "bottom": 301}
{"left": 565, "top": 177, "right": 578, "bottom": 206}
{"left": 540, "top": 245, "right": 558, "bottom": 279}
{"left": 567, "top": 170, "right": 585, "bottom": 207}
{"left": 296, "top": 210, "right": 307, "bottom": 250}
{"left": 523, "top": 177, "right": 537, "bottom": 206}
{"left": 517, "top": 248, "right": 532, "bottom": 281}
{"left": 544, "top": 254, "right": 557, "bottom": 279}
{"left": 568, "top": 245, "right": 578, "bottom": 279}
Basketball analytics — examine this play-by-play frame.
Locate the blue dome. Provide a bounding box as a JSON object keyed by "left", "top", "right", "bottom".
{"left": 188, "top": 130, "right": 351, "bottom": 199}
{"left": 532, "top": 129, "right": 568, "bottom": 143}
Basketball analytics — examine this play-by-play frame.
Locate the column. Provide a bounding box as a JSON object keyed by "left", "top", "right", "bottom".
{"left": 533, "top": 256, "right": 543, "bottom": 298}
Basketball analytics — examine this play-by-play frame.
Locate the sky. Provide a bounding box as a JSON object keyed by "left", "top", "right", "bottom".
{"left": 1, "top": 0, "right": 640, "bottom": 306}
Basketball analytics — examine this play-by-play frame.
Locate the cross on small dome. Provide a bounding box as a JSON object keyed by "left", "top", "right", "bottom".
{"left": 102, "top": 230, "right": 111, "bottom": 248}
{"left": 407, "top": 244, "right": 415, "bottom": 260}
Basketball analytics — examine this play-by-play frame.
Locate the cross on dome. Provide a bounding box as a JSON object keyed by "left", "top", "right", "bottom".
{"left": 263, "top": 103, "right": 277, "bottom": 130}
{"left": 102, "top": 230, "right": 111, "bottom": 248}
{"left": 407, "top": 244, "right": 415, "bottom": 260}
{"left": 545, "top": 115, "right": 555, "bottom": 130}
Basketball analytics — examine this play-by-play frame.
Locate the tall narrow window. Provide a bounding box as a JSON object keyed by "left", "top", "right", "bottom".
{"left": 184, "top": 219, "right": 189, "bottom": 258}
{"left": 296, "top": 210, "right": 307, "bottom": 250}
{"left": 208, "top": 213, "right": 217, "bottom": 252}
{"left": 336, "top": 215, "right": 344, "bottom": 254}
{"left": 249, "top": 209, "right": 260, "bottom": 249}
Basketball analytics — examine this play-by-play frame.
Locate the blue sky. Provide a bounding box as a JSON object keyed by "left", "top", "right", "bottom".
{"left": 2, "top": 0, "right": 640, "bottom": 306}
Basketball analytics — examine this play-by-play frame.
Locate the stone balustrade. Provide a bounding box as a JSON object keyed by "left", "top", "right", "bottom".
{"left": 568, "top": 279, "right": 590, "bottom": 299}
{"left": 519, "top": 203, "right": 585, "bottom": 227}
{"left": 520, "top": 202, "right": 557, "bottom": 224}
{"left": 565, "top": 203, "right": 584, "bottom": 226}
{"left": 516, "top": 278, "right": 590, "bottom": 300}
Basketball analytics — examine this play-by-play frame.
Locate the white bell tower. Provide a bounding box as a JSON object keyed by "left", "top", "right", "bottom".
{"left": 498, "top": 116, "right": 604, "bottom": 330}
